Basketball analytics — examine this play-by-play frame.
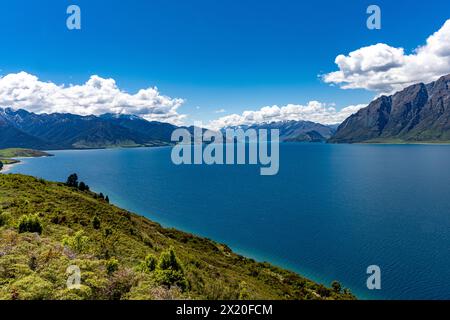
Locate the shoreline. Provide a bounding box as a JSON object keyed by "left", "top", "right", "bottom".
{"left": 1, "top": 163, "right": 19, "bottom": 173}
{"left": 0, "top": 160, "right": 22, "bottom": 173}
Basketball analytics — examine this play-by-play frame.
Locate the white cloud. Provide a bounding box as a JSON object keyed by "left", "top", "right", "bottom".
{"left": 207, "top": 101, "right": 366, "bottom": 130}
{"left": 0, "top": 72, "right": 186, "bottom": 125}
{"left": 214, "top": 108, "right": 226, "bottom": 113}
{"left": 323, "top": 19, "right": 450, "bottom": 95}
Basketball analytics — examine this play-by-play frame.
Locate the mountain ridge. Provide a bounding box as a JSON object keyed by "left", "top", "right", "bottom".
{"left": 224, "top": 120, "right": 336, "bottom": 142}
{"left": 0, "top": 108, "right": 337, "bottom": 149}
{"left": 330, "top": 74, "right": 450, "bottom": 143}
{"left": 0, "top": 108, "right": 177, "bottom": 149}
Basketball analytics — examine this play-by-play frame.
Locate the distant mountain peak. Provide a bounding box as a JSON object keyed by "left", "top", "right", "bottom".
{"left": 223, "top": 119, "right": 336, "bottom": 142}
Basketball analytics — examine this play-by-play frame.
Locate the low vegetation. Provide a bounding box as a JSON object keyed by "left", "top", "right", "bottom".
{"left": 0, "top": 148, "right": 51, "bottom": 172}
{"left": 0, "top": 174, "right": 355, "bottom": 300}
{"left": 0, "top": 148, "right": 51, "bottom": 159}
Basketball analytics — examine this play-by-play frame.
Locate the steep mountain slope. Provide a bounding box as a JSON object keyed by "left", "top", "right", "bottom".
{"left": 0, "top": 117, "right": 54, "bottom": 149}
{"left": 0, "top": 108, "right": 172, "bottom": 149}
{"left": 330, "top": 74, "right": 450, "bottom": 143}
{"left": 0, "top": 174, "right": 354, "bottom": 300}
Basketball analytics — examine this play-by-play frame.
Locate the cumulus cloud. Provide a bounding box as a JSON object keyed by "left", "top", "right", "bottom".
{"left": 208, "top": 101, "right": 366, "bottom": 129}
{"left": 0, "top": 72, "right": 186, "bottom": 125}
{"left": 323, "top": 19, "right": 450, "bottom": 94}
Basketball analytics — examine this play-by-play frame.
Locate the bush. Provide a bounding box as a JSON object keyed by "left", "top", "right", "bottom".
{"left": 138, "top": 254, "right": 157, "bottom": 273}
{"left": 0, "top": 212, "right": 12, "bottom": 227}
{"left": 331, "top": 281, "right": 342, "bottom": 293}
{"left": 158, "top": 247, "right": 184, "bottom": 272}
{"left": 17, "top": 214, "right": 43, "bottom": 234}
{"left": 92, "top": 215, "right": 101, "bottom": 230}
{"left": 62, "top": 230, "right": 90, "bottom": 254}
{"left": 154, "top": 248, "right": 188, "bottom": 290}
{"left": 103, "top": 269, "right": 137, "bottom": 300}
{"left": 106, "top": 258, "right": 119, "bottom": 275}
{"left": 154, "top": 269, "right": 188, "bottom": 291}
{"left": 9, "top": 275, "right": 53, "bottom": 300}
{"left": 316, "top": 284, "right": 331, "bottom": 298}
{"left": 239, "top": 281, "right": 250, "bottom": 300}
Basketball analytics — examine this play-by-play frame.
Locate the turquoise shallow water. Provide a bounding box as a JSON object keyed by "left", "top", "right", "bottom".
{"left": 8, "top": 143, "right": 450, "bottom": 300}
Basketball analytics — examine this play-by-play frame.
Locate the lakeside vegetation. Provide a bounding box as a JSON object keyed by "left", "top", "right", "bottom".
{"left": 0, "top": 148, "right": 52, "bottom": 172}
{"left": 0, "top": 148, "right": 51, "bottom": 158}
{"left": 0, "top": 173, "right": 355, "bottom": 300}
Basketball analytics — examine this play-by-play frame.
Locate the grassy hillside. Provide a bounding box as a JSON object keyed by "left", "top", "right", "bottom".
{"left": 0, "top": 148, "right": 52, "bottom": 172}
{"left": 0, "top": 148, "right": 51, "bottom": 158}
{"left": 0, "top": 174, "right": 355, "bottom": 300}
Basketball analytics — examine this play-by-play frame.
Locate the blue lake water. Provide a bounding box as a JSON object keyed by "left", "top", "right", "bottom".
{"left": 8, "top": 143, "right": 450, "bottom": 300}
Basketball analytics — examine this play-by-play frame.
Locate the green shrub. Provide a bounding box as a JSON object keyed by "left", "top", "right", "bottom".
{"left": 17, "top": 214, "right": 43, "bottom": 234}
{"left": 238, "top": 281, "right": 250, "bottom": 300}
{"left": 331, "top": 280, "right": 342, "bottom": 293}
{"left": 154, "top": 248, "right": 188, "bottom": 290}
{"left": 62, "top": 230, "right": 90, "bottom": 253}
{"left": 154, "top": 269, "right": 188, "bottom": 291}
{"left": 9, "top": 275, "right": 53, "bottom": 300}
{"left": 158, "top": 247, "right": 184, "bottom": 272}
{"left": 106, "top": 258, "right": 119, "bottom": 275}
{"left": 92, "top": 215, "right": 101, "bottom": 230}
{"left": 138, "top": 254, "right": 157, "bottom": 273}
{"left": 0, "top": 212, "right": 12, "bottom": 227}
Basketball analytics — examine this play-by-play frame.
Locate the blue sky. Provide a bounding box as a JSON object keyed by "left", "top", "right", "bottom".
{"left": 1, "top": 0, "right": 450, "bottom": 126}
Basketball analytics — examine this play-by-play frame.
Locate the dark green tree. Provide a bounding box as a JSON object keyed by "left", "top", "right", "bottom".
{"left": 66, "top": 173, "right": 79, "bottom": 188}
{"left": 331, "top": 281, "right": 342, "bottom": 293}
{"left": 79, "top": 181, "right": 87, "bottom": 191}
{"left": 92, "top": 215, "right": 101, "bottom": 230}
{"left": 105, "top": 196, "right": 110, "bottom": 203}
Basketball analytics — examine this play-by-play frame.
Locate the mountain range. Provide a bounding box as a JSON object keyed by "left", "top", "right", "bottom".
{"left": 224, "top": 121, "right": 336, "bottom": 142}
{"left": 330, "top": 74, "right": 450, "bottom": 143}
{"left": 0, "top": 108, "right": 179, "bottom": 149}
{"left": 0, "top": 107, "right": 337, "bottom": 149}
{"left": 1, "top": 74, "right": 450, "bottom": 149}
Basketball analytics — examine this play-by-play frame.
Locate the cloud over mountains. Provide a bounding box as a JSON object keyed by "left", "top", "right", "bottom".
{"left": 0, "top": 72, "right": 185, "bottom": 125}
{"left": 208, "top": 101, "right": 366, "bottom": 130}
{"left": 323, "top": 19, "right": 450, "bottom": 95}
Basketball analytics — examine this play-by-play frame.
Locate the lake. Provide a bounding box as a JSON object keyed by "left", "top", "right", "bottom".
{"left": 8, "top": 143, "right": 450, "bottom": 299}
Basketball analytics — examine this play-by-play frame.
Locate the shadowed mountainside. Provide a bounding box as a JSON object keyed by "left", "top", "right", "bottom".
{"left": 330, "top": 74, "right": 450, "bottom": 143}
